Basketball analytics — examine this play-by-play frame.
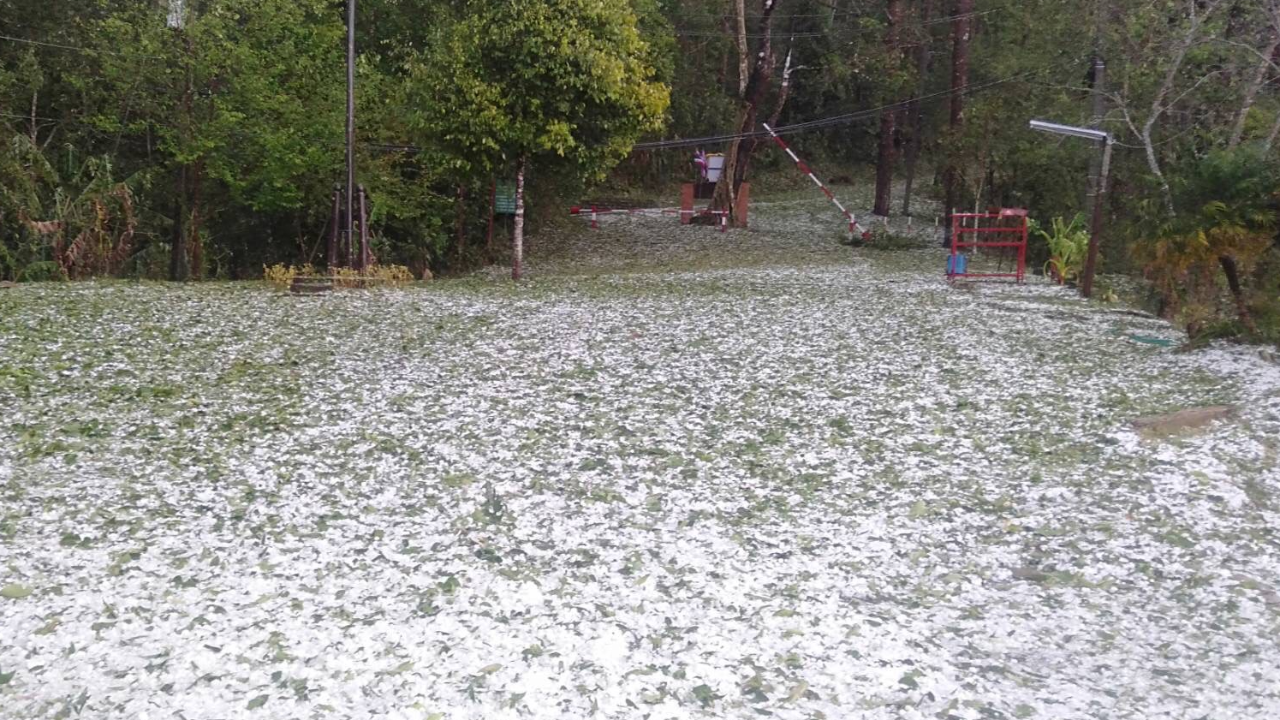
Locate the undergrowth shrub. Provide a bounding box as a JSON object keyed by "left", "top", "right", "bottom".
{"left": 263, "top": 263, "right": 315, "bottom": 287}
{"left": 263, "top": 263, "right": 414, "bottom": 288}
{"left": 330, "top": 265, "right": 415, "bottom": 286}
{"left": 16, "top": 260, "right": 66, "bottom": 282}
{"left": 858, "top": 223, "right": 931, "bottom": 250}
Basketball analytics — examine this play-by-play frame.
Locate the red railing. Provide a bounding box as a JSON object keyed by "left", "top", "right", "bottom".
{"left": 949, "top": 209, "right": 1027, "bottom": 283}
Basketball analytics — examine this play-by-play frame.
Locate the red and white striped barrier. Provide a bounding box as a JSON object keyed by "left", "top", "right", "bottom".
{"left": 570, "top": 206, "right": 728, "bottom": 232}
{"left": 762, "top": 123, "right": 870, "bottom": 240}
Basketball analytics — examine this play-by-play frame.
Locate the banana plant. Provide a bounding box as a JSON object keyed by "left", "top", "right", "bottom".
{"left": 1033, "top": 213, "right": 1089, "bottom": 285}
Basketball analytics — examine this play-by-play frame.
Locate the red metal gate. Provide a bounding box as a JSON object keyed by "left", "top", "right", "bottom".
{"left": 948, "top": 208, "right": 1028, "bottom": 283}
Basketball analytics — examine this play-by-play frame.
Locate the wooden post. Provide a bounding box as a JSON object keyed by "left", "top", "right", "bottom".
{"left": 1081, "top": 139, "right": 1112, "bottom": 299}
{"left": 680, "top": 184, "right": 695, "bottom": 225}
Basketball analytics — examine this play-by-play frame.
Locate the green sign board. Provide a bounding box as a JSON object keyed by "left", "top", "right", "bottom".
{"left": 495, "top": 180, "right": 517, "bottom": 215}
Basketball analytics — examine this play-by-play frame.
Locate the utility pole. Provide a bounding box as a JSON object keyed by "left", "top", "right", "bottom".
{"left": 345, "top": 0, "right": 357, "bottom": 269}
{"left": 1085, "top": 0, "right": 1108, "bottom": 221}
{"left": 1029, "top": 120, "right": 1112, "bottom": 299}
{"left": 1082, "top": 137, "right": 1113, "bottom": 299}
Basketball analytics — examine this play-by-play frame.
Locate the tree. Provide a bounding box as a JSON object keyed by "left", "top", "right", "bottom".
{"left": 1228, "top": 0, "right": 1280, "bottom": 149}
{"left": 78, "top": 0, "right": 346, "bottom": 278}
{"left": 1134, "top": 148, "right": 1277, "bottom": 334}
{"left": 1118, "top": 0, "right": 1229, "bottom": 216}
{"left": 873, "top": 0, "right": 907, "bottom": 218}
{"left": 709, "top": 0, "right": 781, "bottom": 228}
{"left": 406, "top": 0, "right": 669, "bottom": 281}
{"left": 901, "top": 0, "right": 935, "bottom": 217}
{"left": 942, "top": 0, "right": 972, "bottom": 247}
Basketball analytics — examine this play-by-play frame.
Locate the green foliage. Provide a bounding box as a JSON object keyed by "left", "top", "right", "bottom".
{"left": 404, "top": 0, "right": 670, "bottom": 181}
{"left": 1031, "top": 214, "right": 1089, "bottom": 285}
{"left": 1251, "top": 250, "right": 1280, "bottom": 345}
{"left": 1132, "top": 148, "right": 1279, "bottom": 335}
{"left": 0, "top": 135, "right": 141, "bottom": 280}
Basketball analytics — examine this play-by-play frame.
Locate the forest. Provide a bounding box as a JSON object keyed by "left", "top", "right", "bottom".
{"left": 1, "top": 0, "right": 1279, "bottom": 336}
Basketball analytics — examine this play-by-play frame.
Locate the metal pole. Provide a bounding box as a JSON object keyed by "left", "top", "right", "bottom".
{"left": 1086, "top": 54, "right": 1107, "bottom": 212}
{"left": 358, "top": 184, "right": 369, "bottom": 271}
{"left": 345, "top": 0, "right": 356, "bottom": 255}
{"left": 1081, "top": 138, "right": 1112, "bottom": 299}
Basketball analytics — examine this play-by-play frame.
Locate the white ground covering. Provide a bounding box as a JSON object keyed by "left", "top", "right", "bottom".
{"left": 2, "top": 203, "right": 1279, "bottom": 719}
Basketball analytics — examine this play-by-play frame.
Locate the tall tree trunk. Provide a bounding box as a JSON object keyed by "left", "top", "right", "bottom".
{"left": 29, "top": 90, "right": 39, "bottom": 145}
{"left": 710, "top": 0, "right": 779, "bottom": 227}
{"left": 768, "top": 45, "right": 797, "bottom": 128}
{"left": 874, "top": 0, "right": 906, "bottom": 217}
{"left": 170, "top": 166, "right": 188, "bottom": 282}
{"left": 188, "top": 162, "right": 204, "bottom": 280}
{"left": 738, "top": 42, "right": 798, "bottom": 182}
{"left": 901, "top": 0, "right": 934, "bottom": 217}
{"left": 171, "top": 28, "right": 193, "bottom": 281}
{"left": 942, "top": 0, "right": 973, "bottom": 247}
{"left": 512, "top": 157, "right": 526, "bottom": 281}
{"left": 455, "top": 184, "right": 467, "bottom": 265}
{"left": 485, "top": 179, "right": 497, "bottom": 261}
{"left": 873, "top": 108, "right": 897, "bottom": 217}
{"left": 1229, "top": 32, "right": 1280, "bottom": 148}
{"left": 734, "top": 0, "right": 749, "bottom": 97}
{"left": 1219, "top": 254, "right": 1258, "bottom": 332}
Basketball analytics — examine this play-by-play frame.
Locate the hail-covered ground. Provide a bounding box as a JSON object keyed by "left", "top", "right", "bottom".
{"left": 2, "top": 197, "right": 1279, "bottom": 720}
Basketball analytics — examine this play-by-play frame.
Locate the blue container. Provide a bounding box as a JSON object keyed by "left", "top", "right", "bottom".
{"left": 947, "top": 254, "right": 967, "bottom": 276}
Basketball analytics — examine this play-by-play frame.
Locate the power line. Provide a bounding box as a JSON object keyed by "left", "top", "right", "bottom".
{"left": 921, "top": 9, "right": 997, "bottom": 26}
{"left": 1, "top": 111, "right": 61, "bottom": 122}
{"left": 0, "top": 34, "right": 159, "bottom": 58}
{"left": 632, "top": 55, "right": 1086, "bottom": 151}
{"left": 673, "top": 8, "right": 998, "bottom": 37}
{"left": 367, "top": 56, "right": 1087, "bottom": 157}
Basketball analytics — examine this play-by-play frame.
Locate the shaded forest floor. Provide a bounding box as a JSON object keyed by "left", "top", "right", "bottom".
{"left": 2, "top": 196, "right": 1280, "bottom": 719}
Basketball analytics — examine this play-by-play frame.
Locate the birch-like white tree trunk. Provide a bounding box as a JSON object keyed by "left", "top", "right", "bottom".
{"left": 511, "top": 157, "right": 526, "bottom": 281}
{"left": 734, "top": 0, "right": 749, "bottom": 97}
{"left": 767, "top": 44, "right": 796, "bottom": 127}
{"left": 1228, "top": 33, "right": 1280, "bottom": 148}
{"left": 167, "top": 0, "right": 185, "bottom": 29}
{"left": 1140, "top": 0, "right": 1225, "bottom": 216}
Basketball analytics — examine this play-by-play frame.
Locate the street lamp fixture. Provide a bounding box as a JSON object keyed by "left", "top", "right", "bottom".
{"left": 1029, "top": 119, "right": 1114, "bottom": 299}
{"left": 1029, "top": 120, "right": 1110, "bottom": 143}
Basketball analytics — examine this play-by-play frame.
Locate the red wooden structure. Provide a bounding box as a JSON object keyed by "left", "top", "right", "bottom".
{"left": 948, "top": 208, "right": 1028, "bottom": 283}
